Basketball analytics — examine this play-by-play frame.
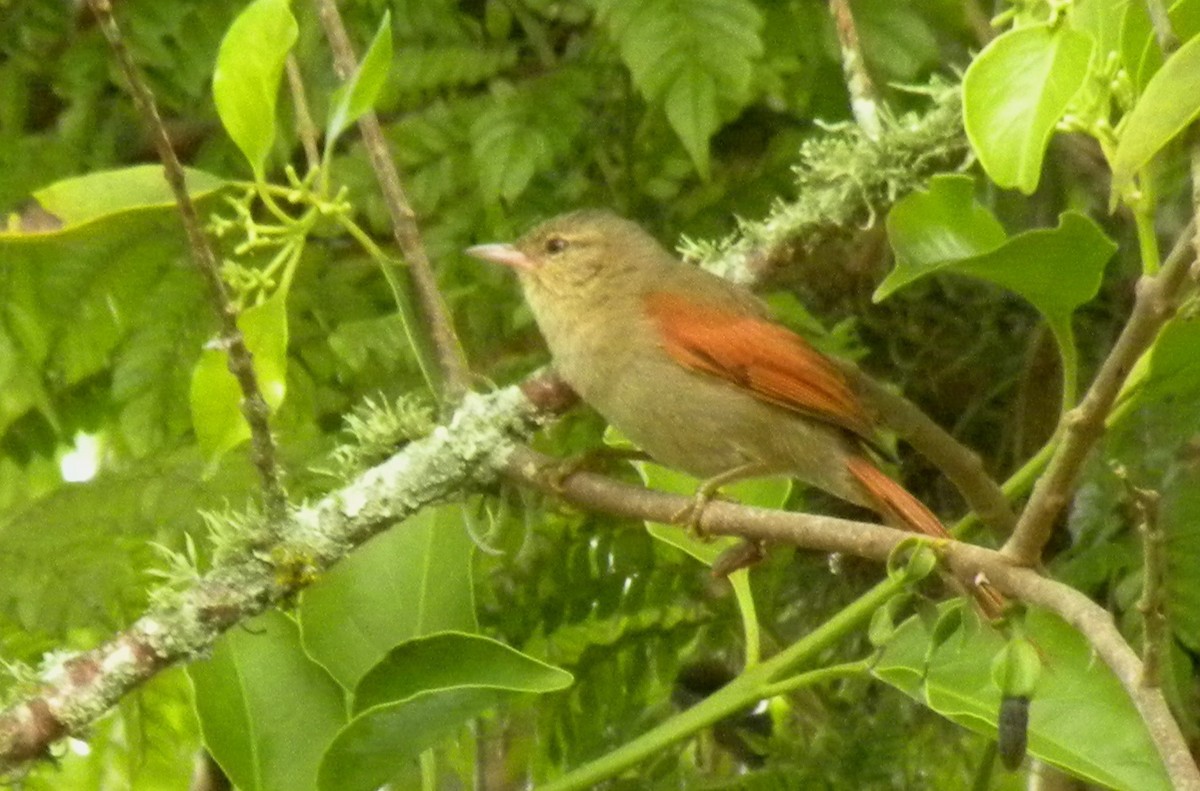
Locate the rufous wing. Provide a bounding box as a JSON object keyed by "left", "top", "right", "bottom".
{"left": 644, "top": 291, "right": 875, "bottom": 441}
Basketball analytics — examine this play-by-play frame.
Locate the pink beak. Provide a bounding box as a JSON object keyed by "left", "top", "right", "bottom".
{"left": 465, "top": 243, "right": 535, "bottom": 272}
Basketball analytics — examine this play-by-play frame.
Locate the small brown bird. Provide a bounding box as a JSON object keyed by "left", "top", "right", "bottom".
{"left": 467, "top": 210, "right": 950, "bottom": 544}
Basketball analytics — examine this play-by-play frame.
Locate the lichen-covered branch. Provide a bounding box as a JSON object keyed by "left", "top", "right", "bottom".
{"left": 828, "top": 0, "right": 882, "bottom": 139}
{"left": 0, "top": 388, "right": 544, "bottom": 771}
{"left": 686, "top": 80, "right": 968, "bottom": 285}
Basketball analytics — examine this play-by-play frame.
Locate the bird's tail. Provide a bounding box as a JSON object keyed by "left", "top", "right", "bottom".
{"left": 845, "top": 455, "right": 946, "bottom": 538}
{"left": 845, "top": 455, "right": 1007, "bottom": 619}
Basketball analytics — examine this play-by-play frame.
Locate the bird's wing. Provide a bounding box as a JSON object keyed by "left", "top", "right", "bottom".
{"left": 644, "top": 290, "right": 876, "bottom": 441}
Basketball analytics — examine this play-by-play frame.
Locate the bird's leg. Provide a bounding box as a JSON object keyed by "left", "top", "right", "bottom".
{"left": 672, "top": 461, "right": 774, "bottom": 537}
{"left": 537, "top": 447, "right": 651, "bottom": 491}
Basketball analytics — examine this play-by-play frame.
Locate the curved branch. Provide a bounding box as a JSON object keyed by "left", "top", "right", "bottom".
{"left": 504, "top": 446, "right": 1199, "bottom": 791}
{"left": 1003, "top": 224, "right": 1197, "bottom": 565}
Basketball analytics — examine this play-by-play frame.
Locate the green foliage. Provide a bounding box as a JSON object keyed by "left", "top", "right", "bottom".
{"left": 325, "top": 12, "right": 394, "bottom": 152}
{"left": 212, "top": 0, "right": 298, "bottom": 179}
{"left": 1111, "top": 34, "right": 1200, "bottom": 191}
{"left": 876, "top": 606, "right": 1171, "bottom": 790}
{"left": 189, "top": 611, "right": 346, "bottom": 791}
{"left": 594, "top": 0, "right": 763, "bottom": 178}
{"left": 962, "top": 25, "right": 1093, "bottom": 194}
{"left": 5, "top": 0, "right": 1200, "bottom": 788}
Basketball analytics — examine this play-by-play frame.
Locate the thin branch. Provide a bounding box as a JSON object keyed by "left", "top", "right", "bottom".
{"left": 1118, "top": 468, "right": 1165, "bottom": 687}
{"left": 503, "top": 447, "right": 1200, "bottom": 791}
{"left": 838, "top": 362, "right": 1017, "bottom": 535}
{"left": 285, "top": 55, "right": 321, "bottom": 173}
{"left": 1002, "top": 224, "right": 1197, "bottom": 565}
{"left": 828, "top": 0, "right": 882, "bottom": 139}
{"left": 85, "top": 0, "right": 287, "bottom": 521}
{"left": 312, "top": 0, "right": 471, "bottom": 401}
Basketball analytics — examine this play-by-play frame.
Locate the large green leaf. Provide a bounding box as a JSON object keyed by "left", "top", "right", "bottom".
{"left": 962, "top": 25, "right": 1093, "bottom": 194}
{"left": 189, "top": 611, "right": 347, "bottom": 791}
{"left": 6, "top": 165, "right": 226, "bottom": 233}
{"left": 881, "top": 175, "right": 1116, "bottom": 401}
{"left": 212, "top": 0, "right": 298, "bottom": 178}
{"left": 594, "top": 0, "right": 763, "bottom": 178}
{"left": 298, "top": 505, "right": 477, "bottom": 688}
{"left": 189, "top": 288, "right": 290, "bottom": 464}
{"left": 1111, "top": 34, "right": 1200, "bottom": 191}
{"left": 874, "top": 607, "right": 1170, "bottom": 790}
{"left": 316, "top": 633, "right": 572, "bottom": 791}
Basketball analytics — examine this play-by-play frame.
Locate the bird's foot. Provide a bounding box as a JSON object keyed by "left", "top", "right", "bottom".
{"left": 537, "top": 447, "right": 649, "bottom": 491}
{"left": 671, "top": 483, "right": 727, "bottom": 539}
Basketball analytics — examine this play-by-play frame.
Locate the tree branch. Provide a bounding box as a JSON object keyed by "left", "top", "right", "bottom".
{"left": 312, "top": 0, "right": 471, "bottom": 401}
{"left": 504, "top": 446, "right": 1199, "bottom": 791}
{"left": 85, "top": 0, "right": 287, "bottom": 521}
{"left": 1002, "top": 223, "right": 1197, "bottom": 565}
{"left": 0, "top": 387, "right": 546, "bottom": 771}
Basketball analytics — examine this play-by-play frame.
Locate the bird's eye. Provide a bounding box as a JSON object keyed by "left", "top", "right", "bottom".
{"left": 545, "top": 237, "right": 568, "bottom": 254}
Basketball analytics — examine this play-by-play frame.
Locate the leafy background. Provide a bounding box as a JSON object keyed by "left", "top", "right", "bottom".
{"left": 2, "top": 0, "right": 1199, "bottom": 788}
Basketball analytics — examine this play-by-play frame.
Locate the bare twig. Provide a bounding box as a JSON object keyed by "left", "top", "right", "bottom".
{"left": 1116, "top": 467, "right": 1165, "bottom": 687}
{"left": 285, "top": 55, "right": 321, "bottom": 172}
{"left": 828, "top": 0, "right": 882, "bottom": 139}
{"left": 86, "top": 0, "right": 287, "bottom": 521}
{"left": 1002, "top": 224, "right": 1197, "bottom": 565}
{"left": 312, "top": 0, "right": 471, "bottom": 401}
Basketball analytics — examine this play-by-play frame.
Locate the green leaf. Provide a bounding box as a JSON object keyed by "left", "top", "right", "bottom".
{"left": 317, "top": 633, "right": 571, "bottom": 791}
{"left": 7, "top": 165, "right": 226, "bottom": 233}
{"left": 1111, "top": 34, "right": 1200, "bottom": 191}
{"left": 325, "top": 12, "right": 394, "bottom": 152}
{"left": 212, "top": 0, "right": 298, "bottom": 178}
{"left": 299, "top": 505, "right": 477, "bottom": 688}
{"left": 881, "top": 175, "right": 1116, "bottom": 401}
{"left": 595, "top": 0, "right": 763, "bottom": 178}
{"left": 873, "top": 606, "right": 1171, "bottom": 791}
{"left": 880, "top": 175, "right": 1114, "bottom": 313}
{"left": 962, "top": 25, "right": 1093, "bottom": 194}
{"left": 189, "top": 611, "right": 347, "bottom": 791}
{"left": 189, "top": 288, "right": 290, "bottom": 464}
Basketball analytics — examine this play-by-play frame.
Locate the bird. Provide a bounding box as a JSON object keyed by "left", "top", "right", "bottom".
{"left": 467, "top": 209, "right": 997, "bottom": 607}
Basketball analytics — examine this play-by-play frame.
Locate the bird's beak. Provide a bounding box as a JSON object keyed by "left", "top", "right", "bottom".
{"left": 465, "top": 243, "right": 535, "bottom": 272}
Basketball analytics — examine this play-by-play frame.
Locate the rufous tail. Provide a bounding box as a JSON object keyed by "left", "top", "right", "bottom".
{"left": 845, "top": 456, "right": 1007, "bottom": 619}
{"left": 845, "top": 455, "right": 947, "bottom": 538}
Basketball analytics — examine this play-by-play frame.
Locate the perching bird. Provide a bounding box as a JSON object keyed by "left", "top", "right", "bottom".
{"left": 468, "top": 210, "right": 1001, "bottom": 613}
